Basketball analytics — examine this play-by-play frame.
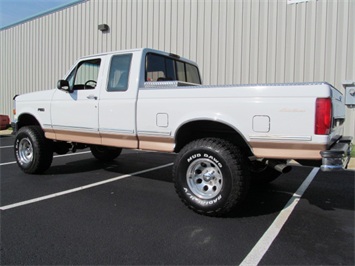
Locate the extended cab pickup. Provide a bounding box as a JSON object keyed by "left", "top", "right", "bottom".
{"left": 13, "top": 48, "right": 353, "bottom": 216}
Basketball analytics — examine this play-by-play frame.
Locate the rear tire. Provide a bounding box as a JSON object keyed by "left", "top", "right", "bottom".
{"left": 173, "top": 138, "right": 250, "bottom": 216}
{"left": 14, "top": 126, "right": 53, "bottom": 174}
{"left": 90, "top": 145, "right": 122, "bottom": 162}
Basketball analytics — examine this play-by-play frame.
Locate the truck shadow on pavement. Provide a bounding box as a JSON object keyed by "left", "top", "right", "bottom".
{"left": 229, "top": 168, "right": 355, "bottom": 218}
{"left": 46, "top": 155, "right": 287, "bottom": 218}
{"left": 46, "top": 151, "right": 175, "bottom": 176}
{"left": 300, "top": 170, "right": 354, "bottom": 212}
{"left": 46, "top": 158, "right": 108, "bottom": 175}
{"left": 227, "top": 184, "right": 295, "bottom": 218}
{"left": 0, "top": 135, "right": 13, "bottom": 139}
{"left": 44, "top": 155, "right": 354, "bottom": 218}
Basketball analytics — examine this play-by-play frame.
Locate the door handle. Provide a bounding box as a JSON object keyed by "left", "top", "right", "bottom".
{"left": 87, "top": 95, "right": 98, "bottom": 100}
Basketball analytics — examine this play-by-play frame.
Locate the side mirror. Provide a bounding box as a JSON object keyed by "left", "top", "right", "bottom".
{"left": 57, "top": 80, "right": 72, "bottom": 92}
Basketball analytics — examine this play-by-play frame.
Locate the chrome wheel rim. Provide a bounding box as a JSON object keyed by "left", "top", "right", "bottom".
{"left": 186, "top": 158, "right": 223, "bottom": 200}
{"left": 18, "top": 138, "right": 33, "bottom": 165}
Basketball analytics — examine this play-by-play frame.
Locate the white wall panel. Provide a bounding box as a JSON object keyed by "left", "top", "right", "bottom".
{"left": 0, "top": 0, "right": 354, "bottom": 136}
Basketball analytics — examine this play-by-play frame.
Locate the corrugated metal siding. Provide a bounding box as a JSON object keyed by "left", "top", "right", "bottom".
{"left": 0, "top": 0, "right": 354, "bottom": 136}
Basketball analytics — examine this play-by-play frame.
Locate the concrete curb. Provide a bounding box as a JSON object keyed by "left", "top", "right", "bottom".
{"left": 0, "top": 129, "right": 13, "bottom": 136}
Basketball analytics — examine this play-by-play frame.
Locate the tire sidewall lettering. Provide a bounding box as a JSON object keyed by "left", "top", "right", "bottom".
{"left": 181, "top": 150, "right": 230, "bottom": 209}
{"left": 14, "top": 138, "right": 24, "bottom": 166}
{"left": 14, "top": 132, "right": 33, "bottom": 168}
{"left": 183, "top": 187, "right": 223, "bottom": 206}
{"left": 186, "top": 152, "right": 223, "bottom": 168}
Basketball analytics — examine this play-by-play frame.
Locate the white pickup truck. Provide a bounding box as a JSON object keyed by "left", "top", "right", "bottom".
{"left": 13, "top": 48, "right": 353, "bottom": 216}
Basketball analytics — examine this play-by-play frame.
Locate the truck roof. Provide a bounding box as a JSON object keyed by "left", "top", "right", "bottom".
{"left": 79, "top": 48, "right": 198, "bottom": 66}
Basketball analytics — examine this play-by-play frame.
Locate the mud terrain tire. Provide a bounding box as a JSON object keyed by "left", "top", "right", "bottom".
{"left": 14, "top": 126, "right": 53, "bottom": 174}
{"left": 173, "top": 138, "right": 250, "bottom": 216}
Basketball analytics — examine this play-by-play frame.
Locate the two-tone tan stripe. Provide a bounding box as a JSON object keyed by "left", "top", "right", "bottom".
{"left": 250, "top": 141, "right": 326, "bottom": 159}
{"left": 44, "top": 128, "right": 175, "bottom": 152}
{"left": 138, "top": 135, "right": 175, "bottom": 152}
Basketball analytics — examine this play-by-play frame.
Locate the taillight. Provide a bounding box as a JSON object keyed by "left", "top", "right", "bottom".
{"left": 315, "top": 98, "right": 332, "bottom": 135}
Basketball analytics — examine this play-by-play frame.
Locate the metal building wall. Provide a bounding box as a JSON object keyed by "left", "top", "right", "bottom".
{"left": 0, "top": 0, "right": 354, "bottom": 136}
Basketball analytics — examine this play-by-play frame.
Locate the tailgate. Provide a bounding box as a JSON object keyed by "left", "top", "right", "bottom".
{"left": 330, "top": 85, "right": 346, "bottom": 137}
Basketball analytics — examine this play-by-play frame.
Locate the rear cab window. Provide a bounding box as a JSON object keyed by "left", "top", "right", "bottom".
{"left": 145, "top": 53, "right": 201, "bottom": 84}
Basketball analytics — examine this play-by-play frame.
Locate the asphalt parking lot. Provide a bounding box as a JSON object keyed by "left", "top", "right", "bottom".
{"left": 1, "top": 133, "right": 354, "bottom": 265}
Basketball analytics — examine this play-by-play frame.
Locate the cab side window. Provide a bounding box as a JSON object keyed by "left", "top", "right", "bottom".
{"left": 107, "top": 54, "right": 132, "bottom": 92}
{"left": 67, "top": 59, "right": 101, "bottom": 90}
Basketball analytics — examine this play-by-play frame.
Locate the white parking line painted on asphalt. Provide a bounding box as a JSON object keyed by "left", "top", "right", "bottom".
{"left": 0, "top": 145, "right": 13, "bottom": 149}
{"left": 240, "top": 167, "right": 319, "bottom": 266}
{"left": 0, "top": 163, "right": 173, "bottom": 211}
{"left": 0, "top": 151, "right": 92, "bottom": 166}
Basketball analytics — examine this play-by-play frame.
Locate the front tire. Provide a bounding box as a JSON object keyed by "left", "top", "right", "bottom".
{"left": 173, "top": 138, "right": 250, "bottom": 216}
{"left": 14, "top": 126, "right": 53, "bottom": 174}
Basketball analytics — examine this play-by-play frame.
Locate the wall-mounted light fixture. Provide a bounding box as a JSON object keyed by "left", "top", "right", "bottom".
{"left": 98, "top": 24, "right": 109, "bottom": 32}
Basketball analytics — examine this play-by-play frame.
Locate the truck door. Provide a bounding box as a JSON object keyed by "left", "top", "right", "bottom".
{"left": 50, "top": 57, "right": 103, "bottom": 144}
{"left": 98, "top": 53, "right": 139, "bottom": 149}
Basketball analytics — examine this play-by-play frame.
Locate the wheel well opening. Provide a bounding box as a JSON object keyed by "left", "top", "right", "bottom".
{"left": 174, "top": 120, "right": 251, "bottom": 154}
{"left": 18, "top": 114, "right": 40, "bottom": 129}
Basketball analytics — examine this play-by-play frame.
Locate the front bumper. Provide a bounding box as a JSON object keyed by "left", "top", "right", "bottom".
{"left": 320, "top": 136, "right": 353, "bottom": 171}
